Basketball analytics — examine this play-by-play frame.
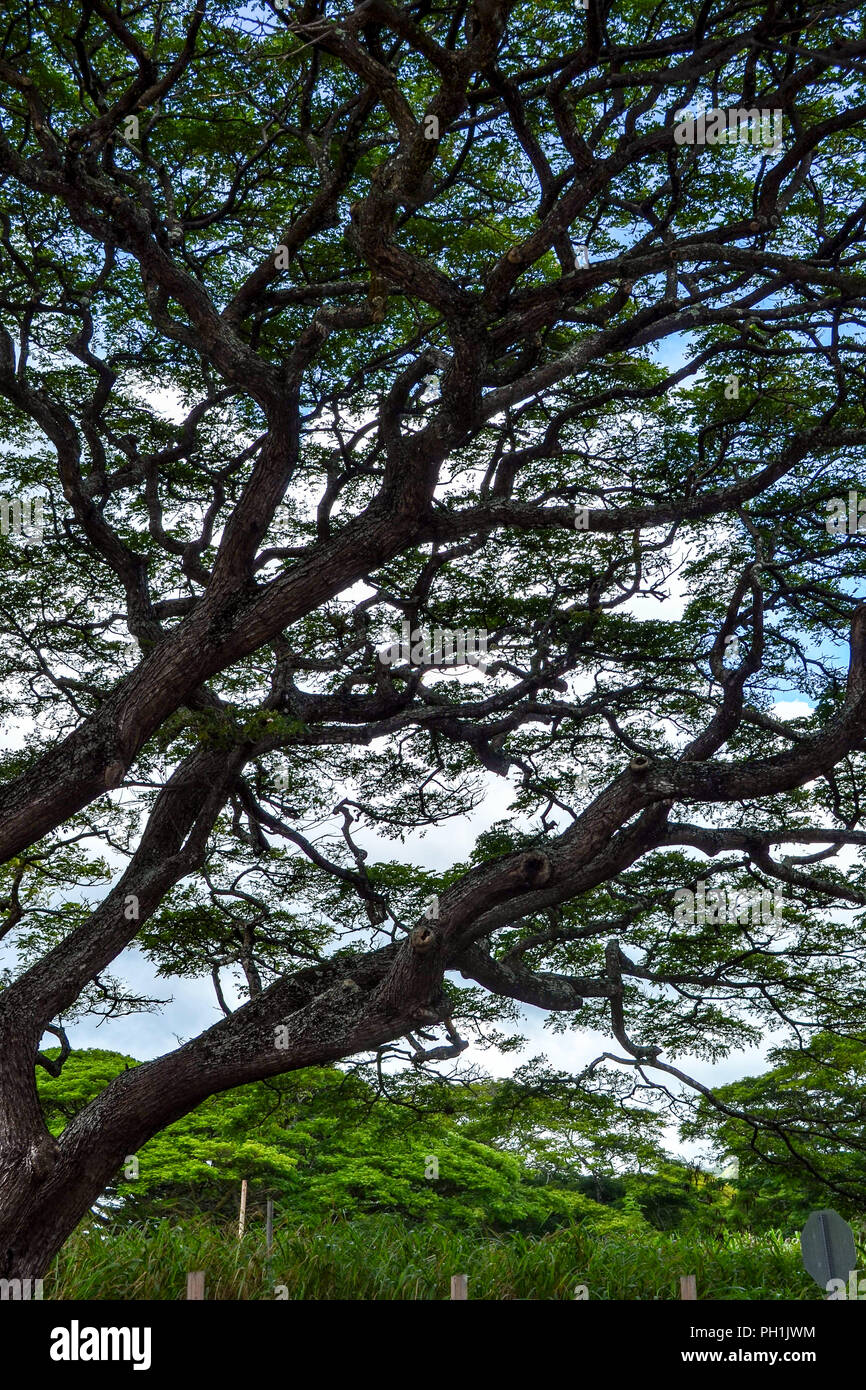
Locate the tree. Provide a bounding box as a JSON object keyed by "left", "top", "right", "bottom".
{"left": 683, "top": 1034, "right": 866, "bottom": 1227}
{"left": 36, "top": 1048, "right": 665, "bottom": 1229}
{"left": 1, "top": 0, "right": 866, "bottom": 1278}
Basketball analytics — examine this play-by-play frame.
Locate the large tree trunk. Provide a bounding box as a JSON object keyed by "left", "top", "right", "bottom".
{"left": 0, "top": 937, "right": 454, "bottom": 1279}
{"left": 0, "top": 1019, "right": 70, "bottom": 1280}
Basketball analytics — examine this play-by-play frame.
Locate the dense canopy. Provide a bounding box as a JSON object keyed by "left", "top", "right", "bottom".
{"left": 1, "top": 0, "right": 866, "bottom": 1278}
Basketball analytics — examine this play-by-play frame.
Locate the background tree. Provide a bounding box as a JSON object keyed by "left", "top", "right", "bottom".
{"left": 683, "top": 1034, "right": 866, "bottom": 1227}
{"left": 1, "top": 0, "right": 866, "bottom": 1278}
{"left": 37, "top": 1048, "right": 669, "bottom": 1229}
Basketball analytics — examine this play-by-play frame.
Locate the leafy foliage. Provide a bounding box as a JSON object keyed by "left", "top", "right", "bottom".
{"left": 1, "top": 0, "right": 866, "bottom": 1271}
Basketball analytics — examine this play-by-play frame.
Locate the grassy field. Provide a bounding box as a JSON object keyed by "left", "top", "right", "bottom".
{"left": 45, "top": 1213, "right": 831, "bottom": 1300}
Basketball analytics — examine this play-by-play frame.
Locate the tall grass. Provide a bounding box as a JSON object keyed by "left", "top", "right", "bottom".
{"left": 46, "top": 1215, "right": 823, "bottom": 1300}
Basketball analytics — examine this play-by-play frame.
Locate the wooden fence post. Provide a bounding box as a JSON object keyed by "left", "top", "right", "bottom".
{"left": 238, "top": 1178, "right": 248, "bottom": 1240}
{"left": 186, "top": 1271, "right": 205, "bottom": 1300}
{"left": 450, "top": 1274, "right": 468, "bottom": 1300}
{"left": 265, "top": 1194, "right": 275, "bottom": 1292}
{"left": 680, "top": 1274, "right": 697, "bottom": 1300}
{"left": 266, "top": 1195, "right": 274, "bottom": 1257}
